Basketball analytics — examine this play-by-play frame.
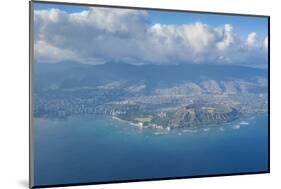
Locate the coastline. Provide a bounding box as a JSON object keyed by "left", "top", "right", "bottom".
{"left": 111, "top": 116, "right": 141, "bottom": 127}
{"left": 110, "top": 112, "right": 268, "bottom": 134}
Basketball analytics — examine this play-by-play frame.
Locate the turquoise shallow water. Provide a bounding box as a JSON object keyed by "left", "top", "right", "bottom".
{"left": 33, "top": 113, "right": 268, "bottom": 186}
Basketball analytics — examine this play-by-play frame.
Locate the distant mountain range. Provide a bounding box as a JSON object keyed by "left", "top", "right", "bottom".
{"left": 34, "top": 61, "right": 268, "bottom": 94}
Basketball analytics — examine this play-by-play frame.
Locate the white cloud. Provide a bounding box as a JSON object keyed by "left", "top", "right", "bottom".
{"left": 145, "top": 22, "right": 217, "bottom": 63}
{"left": 180, "top": 22, "right": 215, "bottom": 53}
{"left": 246, "top": 32, "right": 258, "bottom": 47}
{"left": 34, "top": 7, "right": 268, "bottom": 66}
{"left": 216, "top": 24, "right": 235, "bottom": 50}
{"left": 34, "top": 40, "right": 78, "bottom": 63}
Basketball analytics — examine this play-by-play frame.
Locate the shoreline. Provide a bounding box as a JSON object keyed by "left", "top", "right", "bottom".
{"left": 110, "top": 112, "right": 265, "bottom": 133}
{"left": 111, "top": 116, "right": 141, "bottom": 127}
{"left": 111, "top": 116, "right": 170, "bottom": 131}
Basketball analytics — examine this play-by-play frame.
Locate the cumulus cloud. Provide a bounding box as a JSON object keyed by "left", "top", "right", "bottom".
{"left": 34, "top": 7, "right": 268, "bottom": 66}
{"left": 216, "top": 24, "right": 235, "bottom": 50}
{"left": 144, "top": 22, "right": 218, "bottom": 63}
{"left": 246, "top": 32, "right": 258, "bottom": 47}
{"left": 34, "top": 40, "right": 78, "bottom": 62}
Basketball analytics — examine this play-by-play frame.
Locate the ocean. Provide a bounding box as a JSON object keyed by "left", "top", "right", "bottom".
{"left": 33, "top": 113, "right": 268, "bottom": 186}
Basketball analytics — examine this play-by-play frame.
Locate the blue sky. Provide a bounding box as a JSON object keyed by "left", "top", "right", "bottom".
{"left": 34, "top": 2, "right": 87, "bottom": 13}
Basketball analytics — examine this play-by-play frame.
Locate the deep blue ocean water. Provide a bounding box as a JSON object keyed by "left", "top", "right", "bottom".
{"left": 33, "top": 113, "right": 268, "bottom": 186}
